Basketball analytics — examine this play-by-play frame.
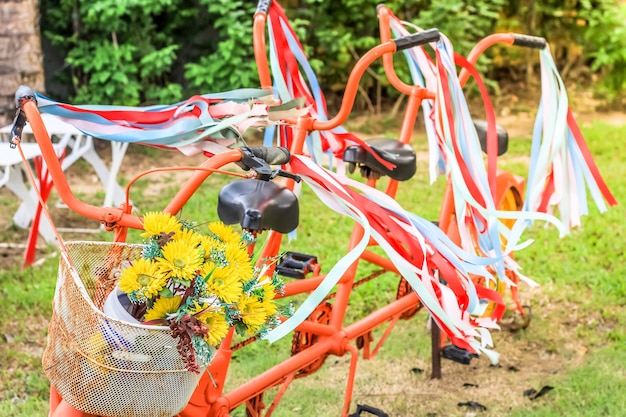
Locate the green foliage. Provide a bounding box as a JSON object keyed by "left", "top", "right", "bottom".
{"left": 41, "top": 0, "right": 194, "bottom": 105}
{"left": 413, "top": 0, "right": 507, "bottom": 56}
{"left": 578, "top": 1, "right": 626, "bottom": 100}
{"left": 40, "top": 0, "right": 626, "bottom": 106}
{"left": 184, "top": 0, "right": 260, "bottom": 93}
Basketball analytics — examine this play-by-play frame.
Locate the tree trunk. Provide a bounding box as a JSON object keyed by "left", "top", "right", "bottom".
{"left": 0, "top": 0, "right": 44, "bottom": 126}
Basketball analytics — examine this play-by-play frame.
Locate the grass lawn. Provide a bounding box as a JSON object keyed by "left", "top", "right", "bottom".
{"left": 0, "top": 120, "right": 623, "bottom": 417}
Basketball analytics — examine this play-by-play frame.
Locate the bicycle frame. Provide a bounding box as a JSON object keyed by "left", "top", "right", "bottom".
{"left": 376, "top": 4, "right": 544, "bottom": 295}
{"left": 12, "top": 0, "right": 613, "bottom": 412}
{"left": 18, "top": 30, "right": 451, "bottom": 417}
{"left": 250, "top": 1, "right": 528, "bottom": 384}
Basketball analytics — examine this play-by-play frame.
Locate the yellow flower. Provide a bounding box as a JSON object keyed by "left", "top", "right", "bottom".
{"left": 260, "top": 283, "right": 278, "bottom": 317}
{"left": 118, "top": 258, "right": 167, "bottom": 300}
{"left": 141, "top": 212, "right": 181, "bottom": 238}
{"left": 208, "top": 221, "right": 242, "bottom": 245}
{"left": 200, "top": 260, "right": 216, "bottom": 278}
{"left": 205, "top": 265, "right": 243, "bottom": 304}
{"left": 144, "top": 296, "right": 182, "bottom": 321}
{"left": 174, "top": 227, "right": 203, "bottom": 248}
{"left": 237, "top": 294, "right": 268, "bottom": 334}
{"left": 197, "top": 311, "right": 230, "bottom": 347}
{"left": 224, "top": 242, "right": 253, "bottom": 282}
{"left": 199, "top": 235, "right": 222, "bottom": 261}
{"left": 156, "top": 240, "right": 203, "bottom": 282}
{"left": 186, "top": 299, "right": 221, "bottom": 316}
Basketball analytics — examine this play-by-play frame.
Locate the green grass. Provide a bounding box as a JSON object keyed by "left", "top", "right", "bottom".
{"left": 507, "top": 343, "right": 626, "bottom": 417}
{"left": 0, "top": 121, "right": 624, "bottom": 416}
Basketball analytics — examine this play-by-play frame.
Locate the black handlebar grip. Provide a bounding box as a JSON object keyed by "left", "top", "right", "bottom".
{"left": 246, "top": 146, "right": 290, "bottom": 165}
{"left": 393, "top": 28, "right": 440, "bottom": 51}
{"left": 512, "top": 34, "right": 547, "bottom": 49}
{"left": 256, "top": 0, "right": 272, "bottom": 14}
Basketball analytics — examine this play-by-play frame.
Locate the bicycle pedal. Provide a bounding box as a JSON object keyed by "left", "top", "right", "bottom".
{"left": 275, "top": 251, "right": 318, "bottom": 279}
{"left": 441, "top": 345, "right": 479, "bottom": 365}
{"left": 349, "top": 404, "right": 389, "bottom": 417}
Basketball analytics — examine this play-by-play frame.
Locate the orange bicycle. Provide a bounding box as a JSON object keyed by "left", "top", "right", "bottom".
{"left": 376, "top": 4, "right": 541, "bottom": 351}
{"left": 12, "top": 29, "right": 501, "bottom": 417}
{"left": 12, "top": 2, "right": 615, "bottom": 415}
{"left": 252, "top": 0, "right": 617, "bottom": 378}
{"left": 254, "top": 0, "right": 528, "bottom": 372}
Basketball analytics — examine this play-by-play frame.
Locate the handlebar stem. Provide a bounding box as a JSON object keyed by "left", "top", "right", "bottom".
{"left": 458, "top": 33, "right": 515, "bottom": 87}
{"left": 21, "top": 99, "right": 246, "bottom": 232}
{"left": 377, "top": 5, "right": 419, "bottom": 97}
{"left": 310, "top": 40, "right": 398, "bottom": 132}
{"left": 253, "top": 10, "right": 273, "bottom": 90}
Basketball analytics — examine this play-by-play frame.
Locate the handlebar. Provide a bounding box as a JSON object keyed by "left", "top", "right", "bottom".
{"left": 512, "top": 33, "right": 547, "bottom": 49}
{"left": 286, "top": 32, "right": 438, "bottom": 133}
{"left": 377, "top": 4, "right": 436, "bottom": 98}
{"left": 11, "top": 90, "right": 295, "bottom": 234}
{"left": 9, "top": 85, "right": 38, "bottom": 148}
{"left": 244, "top": 145, "right": 290, "bottom": 165}
{"left": 459, "top": 32, "right": 547, "bottom": 87}
{"left": 238, "top": 146, "right": 301, "bottom": 182}
{"left": 393, "top": 28, "right": 440, "bottom": 51}
{"left": 252, "top": 5, "right": 438, "bottom": 131}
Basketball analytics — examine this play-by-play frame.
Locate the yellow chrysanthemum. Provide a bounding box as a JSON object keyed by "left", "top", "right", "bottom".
{"left": 205, "top": 265, "right": 243, "bottom": 304}
{"left": 237, "top": 294, "right": 268, "bottom": 334}
{"left": 198, "top": 311, "right": 230, "bottom": 347}
{"left": 186, "top": 299, "right": 221, "bottom": 316}
{"left": 200, "top": 260, "right": 216, "bottom": 278}
{"left": 141, "top": 212, "right": 181, "bottom": 238}
{"left": 118, "top": 258, "right": 167, "bottom": 300}
{"left": 224, "top": 242, "right": 253, "bottom": 282}
{"left": 144, "top": 296, "right": 182, "bottom": 321}
{"left": 156, "top": 240, "right": 203, "bottom": 282}
{"left": 208, "top": 221, "right": 242, "bottom": 245}
{"left": 174, "top": 227, "right": 203, "bottom": 248}
{"left": 260, "top": 283, "right": 278, "bottom": 317}
{"left": 199, "top": 236, "right": 222, "bottom": 261}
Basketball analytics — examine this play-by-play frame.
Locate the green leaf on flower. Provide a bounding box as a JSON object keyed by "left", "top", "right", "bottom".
{"left": 159, "top": 287, "right": 174, "bottom": 298}
{"left": 235, "top": 321, "right": 248, "bottom": 337}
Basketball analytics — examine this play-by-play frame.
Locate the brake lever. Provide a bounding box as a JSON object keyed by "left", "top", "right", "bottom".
{"left": 239, "top": 147, "right": 301, "bottom": 182}
{"left": 271, "top": 169, "right": 301, "bottom": 183}
{"left": 10, "top": 86, "right": 38, "bottom": 149}
{"left": 9, "top": 109, "right": 27, "bottom": 149}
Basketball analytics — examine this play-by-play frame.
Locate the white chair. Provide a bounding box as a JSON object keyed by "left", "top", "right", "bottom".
{"left": 0, "top": 113, "right": 129, "bottom": 243}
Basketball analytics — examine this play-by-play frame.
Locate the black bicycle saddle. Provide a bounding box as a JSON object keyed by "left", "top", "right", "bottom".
{"left": 218, "top": 179, "right": 299, "bottom": 234}
{"left": 343, "top": 137, "right": 417, "bottom": 181}
{"left": 473, "top": 119, "right": 509, "bottom": 156}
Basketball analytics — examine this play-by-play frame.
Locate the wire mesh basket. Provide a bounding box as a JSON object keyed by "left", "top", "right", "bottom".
{"left": 42, "top": 241, "right": 203, "bottom": 417}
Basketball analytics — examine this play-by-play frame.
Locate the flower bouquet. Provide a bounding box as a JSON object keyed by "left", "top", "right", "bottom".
{"left": 109, "top": 211, "right": 286, "bottom": 373}
{"left": 42, "top": 213, "right": 287, "bottom": 417}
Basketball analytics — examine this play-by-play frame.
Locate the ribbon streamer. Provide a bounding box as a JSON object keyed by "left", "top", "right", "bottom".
{"left": 34, "top": 90, "right": 280, "bottom": 154}
{"left": 264, "top": 2, "right": 394, "bottom": 169}
{"left": 523, "top": 48, "right": 617, "bottom": 231}
{"left": 265, "top": 155, "right": 505, "bottom": 358}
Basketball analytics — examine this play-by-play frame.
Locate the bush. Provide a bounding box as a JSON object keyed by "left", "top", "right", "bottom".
{"left": 40, "top": 0, "right": 626, "bottom": 106}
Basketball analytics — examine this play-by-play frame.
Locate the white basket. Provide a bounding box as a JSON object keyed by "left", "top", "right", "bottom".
{"left": 43, "top": 241, "right": 203, "bottom": 417}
